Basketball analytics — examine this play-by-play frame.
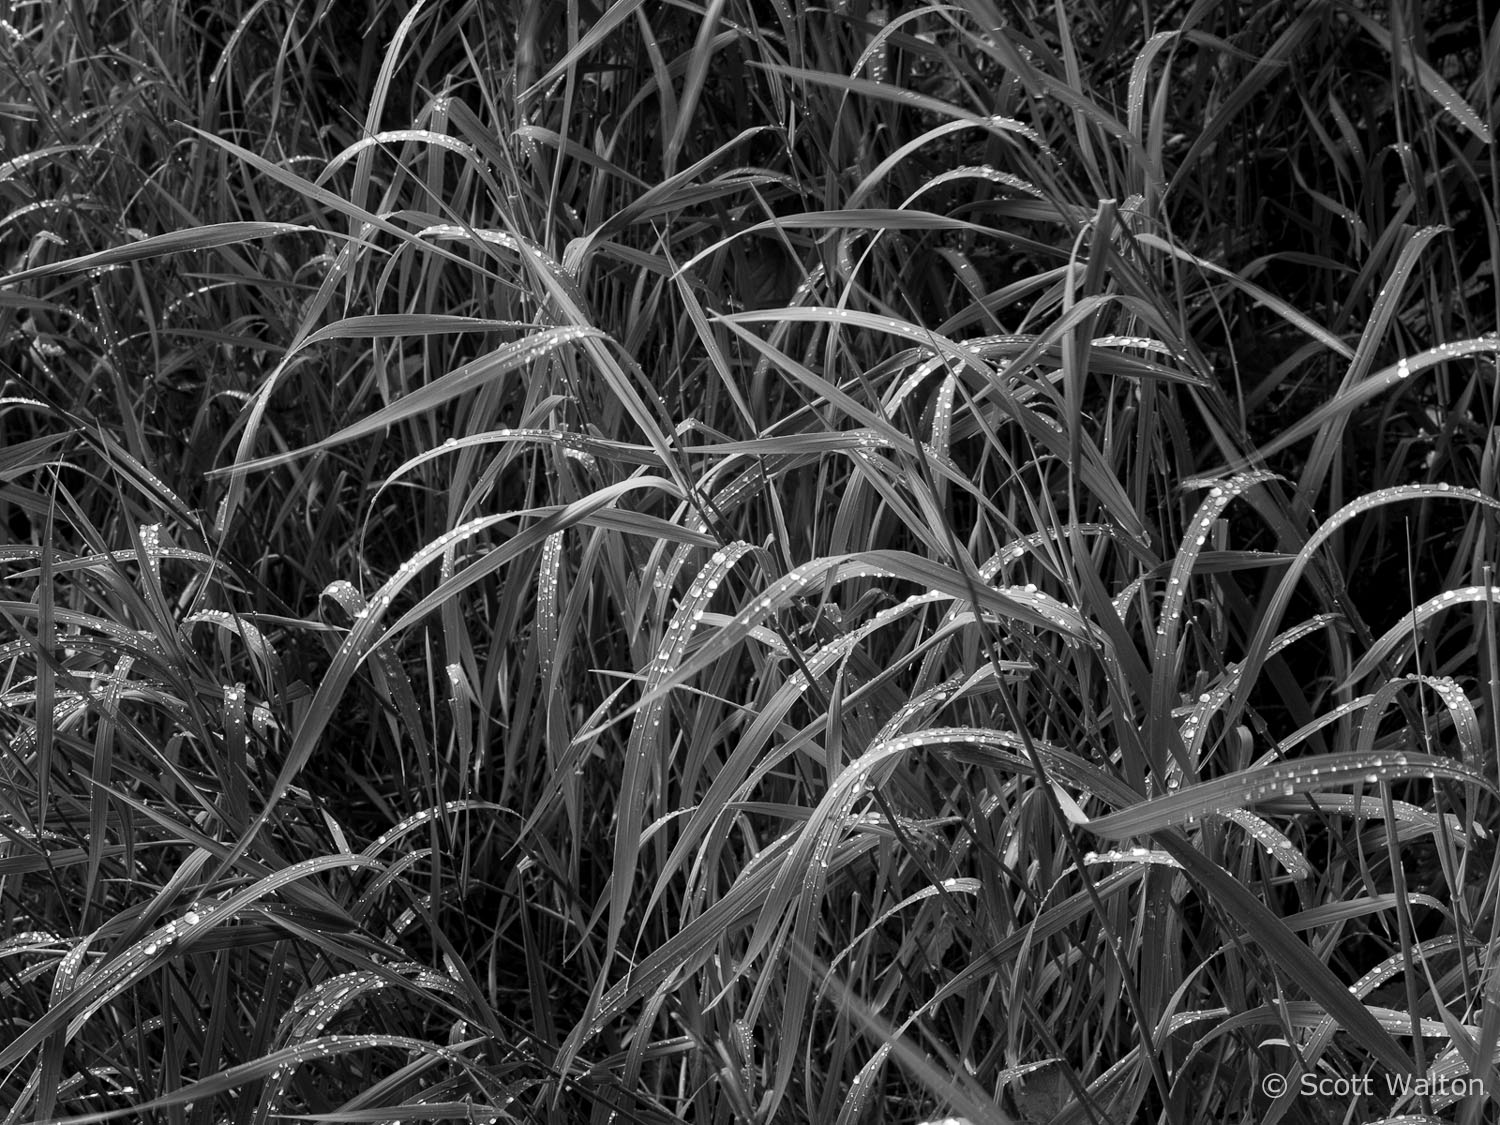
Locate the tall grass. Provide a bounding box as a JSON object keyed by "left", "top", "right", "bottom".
{"left": 3, "top": 1, "right": 1500, "bottom": 1122}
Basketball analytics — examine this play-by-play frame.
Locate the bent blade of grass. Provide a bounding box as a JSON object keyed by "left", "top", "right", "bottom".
{"left": 741, "top": 736, "right": 909, "bottom": 980}
{"left": 518, "top": 0, "right": 647, "bottom": 106}
{"left": 180, "top": 612, "right": 283, "bottom": 688}
{"left": 1165, "top": 4, "right": 1320, "bottom": 199}
{"left": 381, "top": 429, "right": 663, "bottom": 494}
{"left": 825, "top": 878, "right": 982, "bottom": 977}
{"left": 205, "top": 480, "right": 679, "bottom": 886}
{"left": 1179, "top": 611, "right": 1342, "bottom": 762}
{"left": 1221, "top": 484, "right": 1500, "bottom": 735}
{"left": 1066, "top": 749, "right": 1492, "bottom": 840}
{"left": 845, "top": 114, "right": 1046, "bottom": 212}
{"left": 1279, "top": 893, "right": 1446, "bottom": 933}
{"left": 1295, "top": 224, "right": 1448, "bottom": 509}
{"left": 341, "top": 488, "right": 676, "bottom": 749}
{"left": 1147, "top": 470, "right": 1279, "bottom": 771}
{"left": 783, "top": 940, "right": 1006, "bottom": 1125}
{"left": 907, "top": 165, "right": 1045, "bottom": 208}
{"left": 1217, "top": 809, "right": 1312, "bottom": 880}
{"left": 1344, "top": 6, "right": 1493, "bottom": 143}
{"left": 214, "top": 326, "right": 606, "bottom": 474}
{"left": 674, "top": 209, "right": 1007, "bottom": 278}
{"left": 1189, "top": 1000, "right": 1466, "bottom": 1042}
{"left": 1355, "top": 676, "right": 1484, "bottom": 779}
{"left": 1346, "top": 586, "right": 1500, "bottom": 685}
{"left": 316, "top": 128, "right": 481, "bottom": 183}
{"left": 347, "top": 0, "right": 430, "bottom": 213}
{"left": 299, "top": 313, "right": 535, "bottom": 342}
{"left": 1159, "top": 834, "right": 1416, "bottom": 1079}
{"left": 723, "top": 310, "right": 1148, "bottom": 538}
{"left": 1241, "top": 335, "right": 1500, "bottom": 465}
{"left": 0, "top": 852, "right": 384, "bottom": 1076}
{"left": 568, "top": 125, "right": 773, "bottom": 267}
{"left": 0, "top": 222, "right": 315, "bottom": 287}
{"left": 26, "top": 1036, "right": 471, "bottom": 1125}
{"left": 1133, "top": 231, "right": 1354, "bottom": 360}
{"left": 664, "top": 0, "right": 727, "bottom": 175}
{"left": 1258, "top": 794, "right": 1470, "bottom": 850}
{"left": 1126, "top": 29, "right": 1185, "bottom": 144}
{"left": 611, "top": 551, "right": 1066, "bottom": 739}
{"left": 605, "top": 542, "right": 755, "bottom": 970}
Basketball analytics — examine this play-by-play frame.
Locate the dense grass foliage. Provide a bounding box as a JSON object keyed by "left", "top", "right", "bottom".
{"left": 3, "top": 1, "right": 1500, "bottom": 1122}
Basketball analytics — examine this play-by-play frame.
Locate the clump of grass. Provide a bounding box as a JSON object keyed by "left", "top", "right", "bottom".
{"left": 3, "top": 1, "right": 1500, "bottom": 1123}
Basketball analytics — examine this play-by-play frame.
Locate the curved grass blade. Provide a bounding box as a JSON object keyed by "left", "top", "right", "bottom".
{"left": 1343, "top": 6, "right": 1493, "bottom": 142}
{"left": 1222, "top": 485, "right": 1500, "bottom": 736}
{"left": 1346, "top": 586, "right": 1500, "bottom": 685}
{"left": 1068, "top": 749, "right": 1491, "bottom": 840}
{"left": 0, "top": 223, "right": 316, "bottom": 287}
{"left": 216, "top": 326, "right": 606, "bottom": 474}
